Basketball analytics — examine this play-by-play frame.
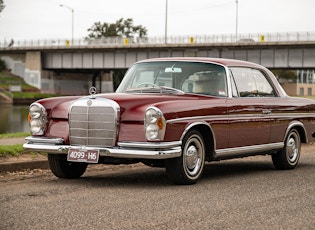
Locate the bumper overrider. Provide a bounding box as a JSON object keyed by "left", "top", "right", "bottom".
{"left": 23, "top": 136, "right": 182, "bottom": 160}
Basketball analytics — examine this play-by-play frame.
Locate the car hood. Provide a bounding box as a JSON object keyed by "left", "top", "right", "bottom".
{"left": 37, "top": 93, "right": 226, "bottom": 121}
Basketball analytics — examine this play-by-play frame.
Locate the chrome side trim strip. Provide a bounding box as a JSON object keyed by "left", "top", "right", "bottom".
{"left": 167, "top": 113, "right": 315, "bottom": 124}
{"left": 215, "top": 142, "right": 284, "bottom": 158}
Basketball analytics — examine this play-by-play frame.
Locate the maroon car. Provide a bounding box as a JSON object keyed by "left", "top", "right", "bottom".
{"left": 24, "top": 57, "right": 315, "bottom": 184}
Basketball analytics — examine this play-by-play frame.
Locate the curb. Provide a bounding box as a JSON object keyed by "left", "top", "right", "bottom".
{"left": 0, "top": 160, "right": 49, "bottom": 173}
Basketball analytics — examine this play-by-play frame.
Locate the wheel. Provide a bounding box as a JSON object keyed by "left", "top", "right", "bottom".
{"left": 48, "top": 154, "right": 87, "bottom": 178}
{"left": 272, "top": 129, "right": 301, "bottom": 170}
{"left": 165, "top": 130, "right": 205, "bottom": 185}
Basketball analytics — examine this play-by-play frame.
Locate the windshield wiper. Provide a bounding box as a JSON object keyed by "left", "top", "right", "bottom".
{"left": 125, "top": 86, "right": 185, "bottom": 95}
{"left": 159, "top": 86, "right": 185, "bottom": 95}
{"left": 125, "top": 87, "right": 161, "bottom": 93}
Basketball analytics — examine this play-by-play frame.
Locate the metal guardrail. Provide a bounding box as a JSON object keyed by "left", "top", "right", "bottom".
{"left": 0, "top": 31, "right": 315, "bottom": 48}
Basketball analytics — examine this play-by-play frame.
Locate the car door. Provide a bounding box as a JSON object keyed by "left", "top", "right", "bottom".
{"left": 227, "top": 97, "right": 270, "bottom": 148}
{"left": 227, "top": 67, "right": 273, "bottom": 148}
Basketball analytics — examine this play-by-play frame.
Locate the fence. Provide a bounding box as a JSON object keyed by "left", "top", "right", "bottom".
{"left": 0, "top": 31, "right": 315, "bottom": 48}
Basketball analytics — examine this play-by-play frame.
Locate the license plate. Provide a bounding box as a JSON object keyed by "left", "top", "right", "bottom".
{"left": 67, "top": 148, "right": 99, "bottom": 163}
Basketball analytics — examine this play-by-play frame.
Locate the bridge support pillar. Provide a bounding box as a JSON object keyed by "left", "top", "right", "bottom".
{"left": 24, "top": 51, "right": 42, "bottom": 89}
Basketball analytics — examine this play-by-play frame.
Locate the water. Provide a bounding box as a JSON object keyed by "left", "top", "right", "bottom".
{"left": 0, "top": 104, "right": 30, "bottom": 134}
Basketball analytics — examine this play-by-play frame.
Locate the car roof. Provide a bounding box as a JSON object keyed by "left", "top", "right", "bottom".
{"left": 137, "top": 57, "right": 263, "bottom": 69}
{"left": 136, "top": 57, "right": 287, "bottom": 97}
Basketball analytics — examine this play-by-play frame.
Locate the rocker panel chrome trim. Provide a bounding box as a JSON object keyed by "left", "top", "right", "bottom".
{"left": 214, "top": 142, "right": 284, "bottom": 158}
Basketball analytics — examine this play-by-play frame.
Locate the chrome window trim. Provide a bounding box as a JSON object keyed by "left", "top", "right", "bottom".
{"left": 117, "top": 60, "right": 230, "bottom": 97}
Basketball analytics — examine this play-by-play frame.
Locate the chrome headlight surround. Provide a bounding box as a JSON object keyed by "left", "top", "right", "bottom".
{"left": 144, "top": 106, "right": 166, "bottom": 141}
{"left": 28, "top": 103, "right": 47, "bottom": 135}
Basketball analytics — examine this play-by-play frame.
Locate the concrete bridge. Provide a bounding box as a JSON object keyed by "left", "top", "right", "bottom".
{"left": 0, "top": 32, "right": 315, "bottom": 96}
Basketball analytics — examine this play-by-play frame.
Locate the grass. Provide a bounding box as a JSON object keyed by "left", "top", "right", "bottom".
{"left": 0, "top": 71, "right": 38, "bottom": 92}
{"left": 0, "top": 144, "right": 25, "bottom": 157}
{"left": 0, "top": 132, "right": 31, "bottom": 157}
{"left": 0, "top": 132, "right": 47, "bottom": 157}
{"left": 0, "top": 132, "right": 30, "bottom": 139}
{"left": 0, "top": 145, "right": 46, "bottom": 157}
{"left": 12, "top": 92, "right": 58, "bottom": 99}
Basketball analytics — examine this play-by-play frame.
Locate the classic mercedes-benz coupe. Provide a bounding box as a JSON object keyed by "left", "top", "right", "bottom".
{"left": 24, "top": 57, "right": 315, "bottom": 184}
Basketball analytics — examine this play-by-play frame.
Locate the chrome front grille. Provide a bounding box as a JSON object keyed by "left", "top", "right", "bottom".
{"left": 69, "top": 98, "right": 119, "bottom": 147}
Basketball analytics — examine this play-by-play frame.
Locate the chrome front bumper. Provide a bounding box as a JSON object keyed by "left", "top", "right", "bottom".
{"left": 23, "top": 136, "right": 182, "bottom": 160}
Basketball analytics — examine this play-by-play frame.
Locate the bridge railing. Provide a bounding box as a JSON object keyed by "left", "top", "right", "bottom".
{"left": 1, "top": 31, "right": 314, "bottom": 48}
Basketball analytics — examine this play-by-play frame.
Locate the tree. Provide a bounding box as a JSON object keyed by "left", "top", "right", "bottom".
{"left": 86, "top": 18, "right": 147, "bottom": 40}
{"left": 272, "top": 69, "right": 297, "bottom": 83}
{"left": 0, "top": 0, "right": 5, "bottom": 13}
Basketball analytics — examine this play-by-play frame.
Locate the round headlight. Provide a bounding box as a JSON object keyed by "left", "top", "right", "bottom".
{"left": 145, "top": 124, "right": 159, "bottom": 140}
{"left": 30, "top": 104, "right": 43, "bottom": 118}
{"left": 145, "top": 108, "right": 159, "bottom": 124}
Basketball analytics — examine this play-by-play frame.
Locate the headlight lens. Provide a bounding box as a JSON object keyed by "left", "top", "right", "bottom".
{"left": 30, "top": 104, "right": 43, "bottom": 119}
{"left": 30, "top": 120, "right": 42, "bottom": 134}
{"left": 28, "top": 103, "right": 47, "bottom": 135}
{"left": 145, "top": 108, "right": 159, "bottom": 124}
{"left": 145, "top": 124, "right": 159, "bottom": 140}
{"left": 144, "top": 107, "right": 166, "bottom": 140}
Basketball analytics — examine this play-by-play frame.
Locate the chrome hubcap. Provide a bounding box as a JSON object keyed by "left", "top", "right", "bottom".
{"left": 186, "top": 145, "right": 199, "bottom": 170}
{"left": 183, "top": 135, "right": 204, "bottom": 178}
{"left": 287, "top": 136, "right": 298, "bottom": 163}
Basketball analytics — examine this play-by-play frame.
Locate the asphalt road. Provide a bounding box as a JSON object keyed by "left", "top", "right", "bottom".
{"left": 1, "top": 145, "right": 315, "bottom": 230}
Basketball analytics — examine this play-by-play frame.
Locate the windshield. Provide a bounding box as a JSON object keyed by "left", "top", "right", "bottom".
{"left": 116, "top": 61, "right": 227, "bottom": 97}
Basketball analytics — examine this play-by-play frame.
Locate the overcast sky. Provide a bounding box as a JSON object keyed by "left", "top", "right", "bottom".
{"left": 0, "top": 0, "right": 314, "bottom": 41}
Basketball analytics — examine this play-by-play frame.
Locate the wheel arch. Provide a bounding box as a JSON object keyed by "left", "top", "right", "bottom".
{"left": 180, "top": 122, "right": 215, "bottom": 161}
{"left": 285, "top": 121, "right": 307, "bottom": 144}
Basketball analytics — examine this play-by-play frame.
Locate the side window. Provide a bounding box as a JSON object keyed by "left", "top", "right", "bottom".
{"left": 183, "top": 71, "right": 227, "bottom": 97}
{"left": 230, "top": 67, "right": 277, "bottom": 97}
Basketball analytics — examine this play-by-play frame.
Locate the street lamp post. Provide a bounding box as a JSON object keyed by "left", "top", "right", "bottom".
{"left": 235, "top": 0, "right": 238, "bottom": 41}
{"left": 165, "top": 0, "right": 168, "bottom": 44}
{"left": 60, "top": 4, "right": 74, "bottom": 45}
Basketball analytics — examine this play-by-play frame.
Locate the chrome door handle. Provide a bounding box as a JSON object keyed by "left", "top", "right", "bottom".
{"left": 262, "top": 109, "right": 272, "bottom": 114}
